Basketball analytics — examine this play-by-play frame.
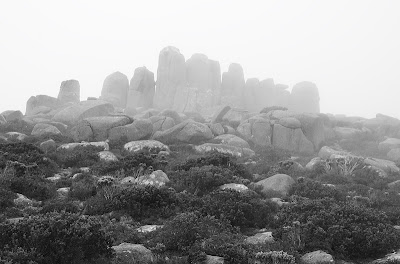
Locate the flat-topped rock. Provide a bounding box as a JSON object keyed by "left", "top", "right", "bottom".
{"left": 124, "top": 140, "right": 170, "bottom": 154}
{"left": 195, "top": 143, "right": 255, "bottom": 158}
{"left": 152, "top": 120, "right": 213, "bottom": 144}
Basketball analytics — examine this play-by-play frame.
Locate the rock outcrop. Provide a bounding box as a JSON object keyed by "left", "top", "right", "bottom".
{"left": 289, "top": 81, "right": 320, "bottom": 113}
{"left": 25, "top": 95, "right": 60, "bottom": 116}
{"left": 126, "top": 67, "right": 155, "bottom": 115}
{"left": 152, "top": 120, "right": 213, "bottom": 144}
{"left": 58, "top": 80, "right": 80, "bottom": 104}
{"left": 100, "top": 71, "right": 129, "bottom": 108}
{"left": 220, "top": 63, "right": 245, "bottom": 108}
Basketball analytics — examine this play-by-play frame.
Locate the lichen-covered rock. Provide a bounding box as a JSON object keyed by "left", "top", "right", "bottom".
{"left": 388, "top": 148, "right": 400, "bottom": 162}
{"left": 245, "top": 231, "right": 274, "bottom": 244}
{"left": 26, "top": 95, "right": 60, "bottom": 116}
{"left": 40, "top": 139, "right": 57, "bottom": 153}
{"left": 195, "top": 143, "right": 255, "bottom": 158}
{"left": 300, "top": 250, "right": 334, "bottom": 264}
{"left": 208, "top": 123, "right": 225, "bottom": 136}
{"left": 31, "top": 123, "right": 61, "bottom": 137}
{"left": 5, "top": 132, "right": 28, "bottom": 141}
{"left": 57, "top": 141, "right": 109, "bottom": 151}
{"left": 334, "top": 127, "right": 363, "bottom": 139}
{"left": 108, "top": 119, "right": 153, "bottom": 143}
{"left": 255, "top": 174, "right": 295, "bottom": 196}
{"left": 379, "top": 138, "right": 400, "bottom": 153}
{"left": 112, "top": 243, "right": 154, "bottom": 264}
{"left": 98, "top": 151, "right": 118, "bottom": 162}
{"left": 124, "top": 140, "right": 170, "bottom": 154}
{"left": 212, "top": 134, "right": 251, "bottom": 149}
{"left": 152, "top": 120, "right": 213, "bottom": 144}
{"left": 219, "top": 183, "right": 249, "bottom": 192}
{"left": 158, "top": 109, "right": 182, "bottom": 124}
{"left": 135, "top": 170, "right": 170, "bottom": 187}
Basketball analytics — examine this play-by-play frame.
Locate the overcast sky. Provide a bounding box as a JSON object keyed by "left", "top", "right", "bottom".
{"left": 0, "top": 0, "right": 399, "bottom": 118}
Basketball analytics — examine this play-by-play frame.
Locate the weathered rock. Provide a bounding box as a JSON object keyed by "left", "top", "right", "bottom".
{"left": 26, "top": 95, "right": 60, "bottom": 116}
{"left": 289, "top": 81, "right": 320, "bottom": 113}
{"left": 136, "top": 225, "right": 163, "bottom": 233}
{"left": 206, "top": 255, "right": 224, "bottom": 264}
{"left": 195, "top": 143, "right": 255, "bottom": 158}
{"left": 135, "top": 170, "right": 170, "bottom": 187}
{"left": 184, "top": 111, "right": 206, "bottom": 123}
{"left": 255, "top": 174, "right": 295, "bottom": 196}
{"left": 388, "top": 148, "right": 400, "bottom": 162}
{"left": 208, "top": 123, "right": 225, "bottom": 136}
{"left": 212, "top": 134, "right": 251, "bottom": 149}
{"left": 158, "top": 109, "right": 182, "bottom": 124}
{"left": 124, "top": 140, "right": 170, "bottom": 154}
{"left": 1, "top": 110, "right": 23, "bottom": 122}
{"left": 219, "top": 183, "right": 249, "bottom": 192}
{"left": 245, "top": 231, "right": 274, "bottom": 244}
{"left": 108, "top": 119, "right": 153, "bottom": 143}
{"left": 364, "top": 157, "right": 400, "bottom": 174}
{"left": 5, "top": 132, "right": 28, "bottom": 141}
{"left": 13, "top": 193, "right": 34, "bottom": 208}
{"left": 278, "top": 117, "right": 302, "bottom": 129}
{"left": 135, "top": 108, "right": 160, "bottom": 119}
{"left": 305, "top": 157, "right": 324, "bottom": 171}
{"left": 58, "top": 79, "right": 80, "bottom": 104}
{"left": 272, "top": 124, "right": 314, "bottom": 154}
{"left": 211, "top": 105, "right": 231, "bottom": 124}
{"left": 57, "top": 141, "right": 109, "bottom": 151}
{"left": 222, "top": 108, "right": 249, "bottom": 127}
{"left": 334, "top": 127, "right": 363, "bottom": 139}
{"left": 237, "top": 116, "right": 272, "bottom": 147}
{"left": 379, "top": 138, "right": 400, "bottom": 153}
{"left": 100, "top": 71, "right": 129, "bottom": 108}
{"left": 150, "top": 116, "right": 175, "bottom": 134}
{"left": 56, "top": 187, "right": 70, "bottom": 200}
{"left": 295, "top": 113, "right": 326, "bottom": 150}
{"left": 300, "top": 250, "right": 334, "bottom": 264}
{"left": 0, "top": 115, "right": 6, "bottom": 124}
{"left": 112, "top": 243, "right": 154, "bottom": 263}
{"left": 318, "top": 146, "right": 348, "bottom": 159}
{"left": 98, "top": 151, "right": 118, "bottom": 162}
{"left": 126, "top": 66, "right": 155, "bottom": 115}
{"left": 31, "top": 123, "right": 61, "bottom": 137}
{"left": 40, "top": 139, "right": 57, "bottom": 153}
{"left": 186, "top": 53, "right": 212, "bottom": 92}
{"left": 154, "top": 46, "right": 186, "bottom": 110}
{"left": 221, "top": 63, "right": 245, "bottom": 108}
{"left": 152, "top": 120, "right": 213, "bottom": 144}
{"left": 52, "top": 100, "right": 114, "bottom": 125}
{"left": 244, "top": 78, "right": 261, "bottom": 112}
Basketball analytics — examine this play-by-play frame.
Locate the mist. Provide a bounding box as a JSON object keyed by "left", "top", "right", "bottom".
{"left": 0, "top": 0, "right": 399, "bottom": 118}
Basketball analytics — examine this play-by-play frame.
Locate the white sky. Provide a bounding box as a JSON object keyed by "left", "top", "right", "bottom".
{"left": 0, "top": 0, "right": 399, "bottom": 118}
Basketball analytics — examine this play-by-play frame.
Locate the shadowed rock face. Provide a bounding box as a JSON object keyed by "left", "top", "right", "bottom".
{"left": 220, "top": 63, "right": 245, "bottom": 108}
{"left": 289, "top": 81, "right": 320, "bottom": 113}
{"left": 154, "top": 46, "right": 186, "bottom": 110}
{"left": 25, "top": 95, "right": 60, "bottom": 116}
{"left": 100, "top": 71, "right": 129, "bottom": 108}
{"left": 126, "top": 67, "right": 155, "bottom": 114}
{"left": 58, "top": 80, "right": 80, "bottom": 104}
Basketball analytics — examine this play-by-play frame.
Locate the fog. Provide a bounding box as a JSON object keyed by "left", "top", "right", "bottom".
{"left": 0, "top": 0, "right": 399, "bottom": 118}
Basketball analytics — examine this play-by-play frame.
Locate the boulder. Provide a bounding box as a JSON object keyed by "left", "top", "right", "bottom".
{"left": 98, "top": 151, "right": 118, "bottom": 162}
{"left": 52, "top": 100, "right": 114, "bottom": 125}
{"left": 100, "top": 71, "right": 129, "bottom": 108}
{"left": 219, "top": 183, "right": 249, "bottom": 192}
{"left": 211, "top": 105, "right": 231, "bottom": 124}
{"left": 158, "top": 109, "right": 182, "bottom": 124}
{"left": 5, "top": 132, "right": 28, "bottom": 141}
{"left": 135, "top": 170, "right": 170, "bottom": 187}
{"left": 334, "top": 127, "right": 362, "bottom": 139}
{"left": 1, "top": 110, "right": 23, "bottom": 122}
{"left": 300, "top": 250, "right": 334, "bottom": 264}
{"left": 25, "top": 95, "right": 60, "bottom": 116}
{"left": 220, "top": 63, "right": 245, "bottom": 108}
{"left": 206, "top": 255, "right": 224, "bottom": 264}
{"left": 108, "top": 119, "right": 153, "bottom": 143}
{"left": 255, "top": 174, "right": 295, "bottom": 196}
{"left": 124, "top": 140, "right": 170, "bottom": 154}
{"left": 245, "top": 231, "right": 274, "bottom": 244}
{"left": 212, "top": 134, "right": 251, "bottom": 149}
{"left": 150, "top": 116, "right": 175, "bottom": 134}
{"left": 278, "top": 117, "right": 302, "bottom": 129}
{"left": 305, "top": 157, "right": 324, "bottom": 171}
{"left": 272, "top": 124, "right": 314, "bottom": 154}
{"left": 195, "top": 143, "right": 255, "bottom": 158}
{"left": 295, "top": 113, "right": 326, "bottom": 150}
{"left": 237, "top": 116, "right": 272, "bottom": 147}
{"left": 208, "top": 123, "right": 225, "bottom": 136}
{"left": 126, "top": 66, "right": 155, "bottom": 114}
{"left": 388, "top": 148, "right": 400, "bottom": 162}
{"left": 154, "top": 46, "right": 186, "bottom": 110}
{"left": 57, "top": 141, "right": 109, "bottom": 152}
{"left": 39, "top": 139, "right": 57, "bottom": 153}
{"left": 318, "top": 146, "right": 348, "bottom": 159}
{"left": 364, "top": 157, "right": 400, "bottom": 174}
{"left": 13, "top": 193, "right": 34, "bottom": 208}
{"left": 31, "top": 123, "right": 61, "bottom": 137}
{"left": 222, "top": 108, "right": 249, "bottom": 127}
{"left": 152, "top": 120, "right": 213, "bottom": 144}
{"left": 136, "top": 225, "right": 163, "bottom": 233}
{"left": 112, "top": 243, "right": 154, "bottom": 264}
{"left": 289, "top": 81, "right": 320, "bottom": 113}
{"left": 56, "top": 187, "right": 70, "bottom": 200}
{"left": 0, "top": 115, "right": 6, "bottom": 124}
{"left": 379, "top": 138, "right": 400, "bottom": 153}
{"left": 58, "top": 79, "right": 80, "bottom": 104}
{"left": 184, "top": 111, "right": 206, "bottom": 123}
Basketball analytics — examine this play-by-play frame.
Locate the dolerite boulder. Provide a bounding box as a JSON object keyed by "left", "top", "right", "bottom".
{"left": 220, "top": 63, "right": 245, "bottom": 108}
{"left": 31, "top": 123, "right": 61, "bottom": 137}
{"left": 211, "top": 105, "right": 231, "bottom": 124}
{"left": 154, "top": 46, "right": 186, "bottom": 110}
{"left": 245, "top": 232, "right": 274, "bottom": 244}
{"left": 222, "top": 108, "right": 250, "bottom": 128}
{"left": 300, "top": 250, "right": 334, "bottom": 264}
{"left": 195, "top": 143, "right": 255, "bottom": 158}
{"left": 58, "top": 80, "right": 80, "bottom": 104}
{"left": 272, "top": 124, "right": 314, "bottom": 154}
{"left": 100, "top": 71, "right": 129, "bottom": 108}
{"left": 318, "top": 146, "right": 349, "bottom": 159}
{"left": 244, "top": 78, "right": 261, "bottom": 112}
{"left": 379, "top": 138, "right": 400, "bottom": 153}
{"left": 152, "top": 120, "right": 213, "bottom": 144}
{"left": 334, "top": 127, "right": 363, "bottom": 139}
{"left": 388, "top": 148, "right": 400, "bottom": 162}
{"left": 135, "top": 170, "right": 170, "bottom": 187}
{"left": 40, "top": 139, "right": 57, "bottom": 153}
{"left": 219, "top": 183, "right": 249, "bottom": 192}
{"left": 112, "top": 243, "right": 154, "bottom": 263}
{"left": 25, "top": 95, "right": 60, "bottom": 116}
{"left": 98, "top": 151, "right": 118, "bottom": 162}
{"left": 126, "top": 66, "right": 155, "bottom": 115}
{"left": 71, "top": 115, "right": 132, "bottom": 142}
{"left": 362, "top": 113, "right": 400, "bottom": 138}
{"left": 237, "top": 115, "right": 272, "bottom": 147}
{"left": 364, "top": 157, "right": 400, "bottom": 174}
{"left": 57, "top": 141, "right": 109, "bottom": 151}
{"left": 52, "top": 100, "right": 114, "bottom": 125}
{"left": 256, "top": 174, "right": 295, "bottom": 196}
{"left": 158, "top": 109, "right": 182, "bottom": 124}
{"left": 295, "top": 113, "right": 326, "bottom": 150}
{"left": 108, "top": 119, "right": 153, "bottom": 143}
{"left": 289, "top": 81, "right": 320, "bottom": 113}
{"left": 212, "top": 134, "right": 251, "bottom": 149}
{"left": 208, "top": 123, "right": 225, "bottom": 136}
{"left": 5, "top": 132, "right": 28, "bottom": 141}
{"left": 183, "top": 112, "right": 206, "bottom": 123}
{"left": 149, "top": 116, "right": 175, "bottom": 134}
{"left": 186, "top": 53, "right": 212, "bottom": 92}
{"left": 124, "top": 140, "right": 170, "bottom": 154}
{"left": 1, "top": 110, "right": 23, "bottom": 122}
{"left": 0, "top": 115, "right": 6, "bottom": 124}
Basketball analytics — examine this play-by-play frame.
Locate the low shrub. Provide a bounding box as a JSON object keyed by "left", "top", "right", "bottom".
{"left": 288, "top": 179, "right": 346, "bottom": 201}
{"left": 54, "top": 145, "right": 103, "bottom": 168}
{"left": 40, "top": 200, "right": 80, "bottom": 214}
{"left": 69, "top": 173, "right": 97, "bottom": 201}
{"left": 0, "top": 187, "right": 17, "bottom": 211}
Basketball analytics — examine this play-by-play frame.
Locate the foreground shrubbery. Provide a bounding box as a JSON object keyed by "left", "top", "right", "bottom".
{"left": 0, "top": 212, "right": 114, "bottom": 264}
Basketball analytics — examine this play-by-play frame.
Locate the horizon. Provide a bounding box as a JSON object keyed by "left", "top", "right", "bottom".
{"left": 1, "top": 0, "right": 399, "bottom": 119}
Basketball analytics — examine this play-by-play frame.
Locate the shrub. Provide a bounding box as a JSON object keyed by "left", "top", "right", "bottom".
{"left": 6, "top": 174, "right": 56, "bottom": 201}
{"left": 0, "top": 187, "right": 16, "bottom": 211}
{"left": 288, "top": 179, "right": 346, "bottom": 201}
{"left": 40, "top": 200, "right": 80, "bottom": 214}
{"left": 0, "top": 212, "right": 114, "bottom": 264}
{"left": 54, "top": 145, "right": 103, "bottom": 168}
{"left": 275, "top": 198, "right": 400, "bottom": 259}
{"left": 69, "top": 173, "right": 97, "bottom": 201}
{"left": 254, "top": 251, "right": 295, "bottom": 264}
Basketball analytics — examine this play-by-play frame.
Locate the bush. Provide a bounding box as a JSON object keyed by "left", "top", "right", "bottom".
{"left": 40, "top": 200, "right": 80, "bottom": 214}
{"left": 0, "top": 187, "right": 16, "bottom": 211}
{"left": 6, "top": 174, "right": 57, "bottom": 201}
{"left": 69, "top": 173, "right": 97, "bottom": 201}
{"left": 0, "top": 212, "right": 114, "bottom": 264}
{"left": 54, "top": 145, "right": 103, "bottom": 168}
{"left": 275, "top": 198, "right": 400, "bottom": 259}
{"left": 288, "top": 179, "right": 346, "bottom": 201}
{"left": 254, "top": 251, "right": 295, "bottom": 264}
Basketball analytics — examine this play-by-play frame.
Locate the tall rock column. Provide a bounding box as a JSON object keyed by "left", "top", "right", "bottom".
{"left": 220, "top": 63, "right": 245, "bottom": 108}
{"left": 126, "top": 66, "right": 155, "bottom": 115}
{"left": 154, "top": 46, "right": 186, "bottom": 110}
{"left": 100, "top": 71, "right": 129, "bottom": 109}
{"left": 289, "top": 81, "right": 320, "bottom": 113}
{"left": 58, "top": 80, "right": 80, "bottom": 104}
